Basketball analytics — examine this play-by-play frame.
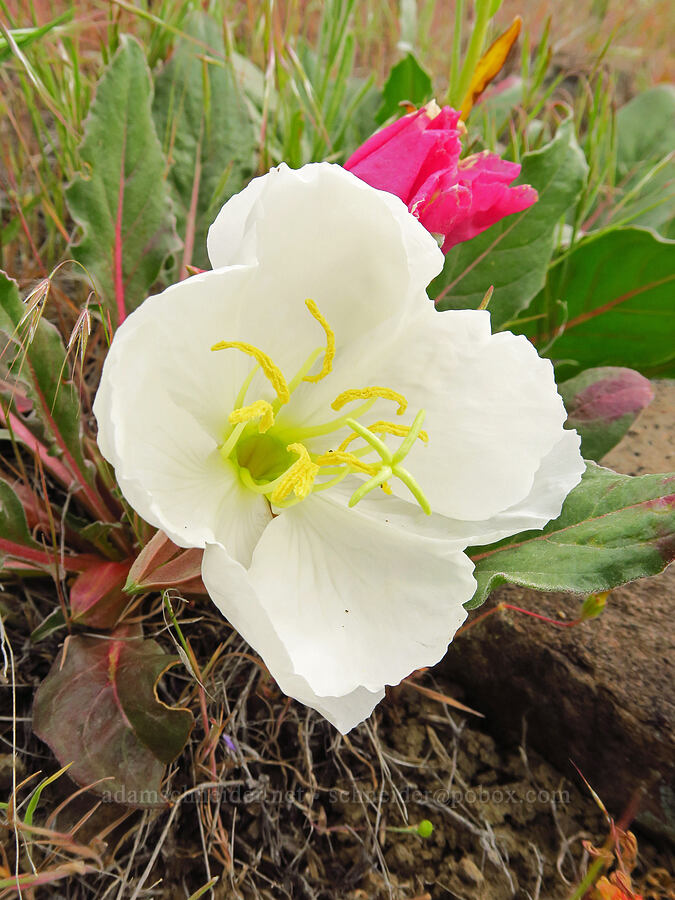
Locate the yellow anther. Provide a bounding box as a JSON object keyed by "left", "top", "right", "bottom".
{"left": 270, "top": 443, "right": 319, "bottom": 503}
{"left": 381, "top": 482, "right": 393, "bottom": 495}
{"left": 331, "top": 387, "right": 408, "bottom": 415}
{"left": 338, "top": 420, "right": 428, "bottom": 451}
{"left": 371, "top": 420, "right": 428, "bottom": 442}
{"left": 315, "top": 450, "right": 379, "bottom": 476}
{"left": 229, "top": 400, "right": 275, "bottom": 433}
{"left": 211, "top": 341, "right": 290, "bottom": 405}
{"left": 303, "top": 298, "right": 335, "bottom": 384}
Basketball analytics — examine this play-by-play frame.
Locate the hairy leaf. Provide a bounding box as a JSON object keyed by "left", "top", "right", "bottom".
{"left": 560, "top": 367, "right": 654, "bottom": 461}
{"left": 66, "top": 36, "right": 177, "bottom": 323}
{"left": 33, "top": 630, "right": 193, "bottom": 805}
{"left": 153, "top": 12, "right": 256, "bottom": 273}
{"left": 466, "top": 463, "right": 675, "bottom": 609}
{"left": 432, "top": 120, "right": 588, "bottom": 327}
{"left": 523, "top": 228, "right": 675, "bottom": 379}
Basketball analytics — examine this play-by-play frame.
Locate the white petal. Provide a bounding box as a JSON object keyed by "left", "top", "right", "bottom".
{"left": 206, "top": 164, "right": 443, "bottom": 380}
{"left": 460, "top": 428, "right": 585, "bottom": 546}
{"left": 325, "top": 428, "right": 584, "bottom": 547}
{"left": 94, "top": 267, "right": 272, "bottom": 562}
{"left": 208, "top": 163, "right": 442, "bottom": 290}
{"left": 237, "top": 495, "right": 474, "bottom": 697}
{"left": 202, "top": 543, "right": 384, "bottom": 733}
{"left": 359, "top": 307, "right": 573, "bottom": 522}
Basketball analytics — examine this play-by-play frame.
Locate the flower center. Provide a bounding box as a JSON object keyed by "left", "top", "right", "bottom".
{"left": 211, "top": 300, "right": 431, "bottom": 514}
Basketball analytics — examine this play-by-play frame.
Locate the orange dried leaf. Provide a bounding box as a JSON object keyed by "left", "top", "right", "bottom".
{"left": 460, "top": 16, "right": 522, "bottom": 120}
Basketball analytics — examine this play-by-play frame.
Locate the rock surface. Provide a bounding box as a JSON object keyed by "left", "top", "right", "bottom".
{"left": 441, "top": 381, "right": 675, "bottom": 840}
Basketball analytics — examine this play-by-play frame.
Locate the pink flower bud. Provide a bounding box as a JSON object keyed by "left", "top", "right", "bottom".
{"left": 345, "top": 103, "right": 538, "bottom": 252}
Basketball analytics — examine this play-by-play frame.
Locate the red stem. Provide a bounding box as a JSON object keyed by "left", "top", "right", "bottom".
{"left": 114, "top": 130, "right": 127, "bottom": 325}
{"left": 0, "top": 537, "right": 98, "bottom": 572}
{"left": 0, "top": 406, "right": 73, "bottom": 486}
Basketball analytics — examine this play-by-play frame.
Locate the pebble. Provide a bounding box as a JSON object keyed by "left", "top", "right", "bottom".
{"left": 458, "top": 856, "right": 483, "bottom": 884}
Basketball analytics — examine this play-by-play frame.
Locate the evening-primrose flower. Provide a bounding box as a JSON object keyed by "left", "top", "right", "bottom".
{"left": 94, "top": 163, "right": 584, "bottom": 733}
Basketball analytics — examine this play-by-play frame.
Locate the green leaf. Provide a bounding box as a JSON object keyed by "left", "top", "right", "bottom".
{"left": 521, "top": 228, "right": 675, "bottom": 379}
{"left": 0, "top": 272, "right": 89, "bottom": 485}
{"left": 66, "top": 36, "right": 177, "bottom": 323}
{"left": 153, "top": 12, "right": 256, "bottom": 273}
{"left": 616, "top": 85, "right": 675, "bottom": 177}
{"left": 0, "top": 11, "right": 74, "bottom": 63}
{"left": 33, "top": 629, "right": 193, "bottom": 805}
{"left": 375, "top": 53, "right": 432, "bottom": 125}
{"left": 432, "top": 120, "right": 588, "bottom": 328}
{"left": 0, "top": 478, "right": 39, "bottom": 551}
{"left": 593, "top": 86, "right": 675, "bottom": 233}
{"left": 466, "top": 463, "right": 675, "bottom": 609}
{"left": 30, "top": 608, "right": 67, "bottom": 643}
{"left": 559, "top": 367, "right": 655, "bottom": 461}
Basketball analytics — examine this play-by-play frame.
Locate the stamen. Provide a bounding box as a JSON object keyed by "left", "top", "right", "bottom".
{"left": 331, "top": 387, "right": 407, "bottom": 415}
{"left": 303, "top": 298, "right": 335, "bottom": 383}
{"left": 270, "top": 443, "right": 319, "bottom": 503}
{"left": 229, "top": 399, "right": 275, "bottom": 433}
{"left": 371, "top": 420, "right": 429, "bottom": 442}
{"left": 211, "top": 340, "right": 290, "bottom": 405}
{"left": 315, "top": 450, "right": 379, "bottom": 476}
{"left": 219, "top": 422, "right": 247, "bottom": 461}
{"left": 338, "top": 419, "right": 428, "bottom": 451}
{"left": 233, "top": 364, "right": 259, "bottom": 410}
{"left": 291, "top": 398, "right": 376, "bottom": 441}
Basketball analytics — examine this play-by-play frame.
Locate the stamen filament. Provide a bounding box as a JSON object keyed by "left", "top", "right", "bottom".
{"left": 233, "top": 364, "right": 259, "bottom": 410}
{"left": 284, "top": 347, "right": 323, "bottom": 400}
{"left": 291, "top": 398, "right": 376, "bottom": 440}
{"left": 219, "top": 422, "right": 247, "bottom": 461}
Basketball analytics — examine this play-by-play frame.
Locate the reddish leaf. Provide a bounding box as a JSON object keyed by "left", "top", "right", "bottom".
{"left": 70, "top": 559, "right": 132, "bottom": 628}
{"left": 560, "top": 367, "right": 654, "bottom": 461}
{"left": 126, "top": 529, "right": 206, "bottom": 595}
{"left": 33, "top": 629, "right": 193, "bottom": 806}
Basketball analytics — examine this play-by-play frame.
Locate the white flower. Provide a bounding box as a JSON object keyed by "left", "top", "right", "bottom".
{"left": 94, "top": 163, "right": 584, "bottom": 733}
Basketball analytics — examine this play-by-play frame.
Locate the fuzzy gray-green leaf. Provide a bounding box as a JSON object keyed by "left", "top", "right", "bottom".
{"left": 153, "top": 12, "right": 256, "bottom": 273}
{"left": 66, "top": 36, "right": 177, "bottom": 322}
{"left": 466, "top": 463, "right": 675, "bottom": 609}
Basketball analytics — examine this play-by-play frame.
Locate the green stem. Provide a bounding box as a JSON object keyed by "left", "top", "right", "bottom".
{"left": 449, "top": 0, "right": 502, "bottom": 108}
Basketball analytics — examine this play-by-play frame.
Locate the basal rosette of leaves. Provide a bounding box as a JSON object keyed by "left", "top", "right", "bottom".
{"left": 1, "top": 23, "right": 674, "bottom": 806}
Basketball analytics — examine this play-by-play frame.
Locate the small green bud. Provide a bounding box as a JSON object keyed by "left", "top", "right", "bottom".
{"left": 417, "top": 819, "right": 434, "bottom": 838}
{"left": 581, "top": 591, "right": 609, "bottom": 621}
